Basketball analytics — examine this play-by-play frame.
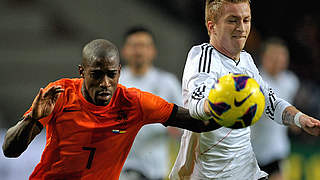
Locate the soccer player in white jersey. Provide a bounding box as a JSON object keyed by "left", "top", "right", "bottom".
{"left": 251, "top": 37, "right": 300, "bottom": 180}
{"left": 119, "top": 26, "right": 183, "bottom": 180}
{"left": 169, "top": 0, "right": 320, "bottom": 180}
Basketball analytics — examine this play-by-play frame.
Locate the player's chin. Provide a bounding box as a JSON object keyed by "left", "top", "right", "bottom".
{"left": 96, "top": 100, "right": 110, "bottom": 106}
{"left": 232, "top": 41, "right": 246, "bottom": 51}
{"left": 95, "top": 96, "right": 111, "bottom": 106}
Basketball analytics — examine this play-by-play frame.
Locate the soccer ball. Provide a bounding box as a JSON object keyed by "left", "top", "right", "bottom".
{"left": 207, "top": 73, "right": 265, "bottom": 129}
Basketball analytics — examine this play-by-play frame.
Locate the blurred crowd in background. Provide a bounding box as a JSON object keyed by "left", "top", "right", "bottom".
{"left": 0, "top": 0, "right": 319, "bottom": 180}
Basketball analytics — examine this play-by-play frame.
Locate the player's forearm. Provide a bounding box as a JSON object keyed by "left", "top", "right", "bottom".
{"left": 282, "top": 106, "right": 299, "bottom": 126}
{"left": 188, "top": 97, "right": 213, "bottom": 122}
{"left": 164, "top": 105, "right": 221, "bottom": 133}
{"left": 2, "top": 115, "right": 43, "bottom": 157}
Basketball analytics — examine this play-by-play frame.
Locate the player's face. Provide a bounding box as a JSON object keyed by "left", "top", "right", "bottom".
{"left": 80, "top": 57, "right": 121, "bottom": 106}
{"left": 209, "top": 2, "right": 251, "bottom": 59}
{"left": 122, "top": 32, "right": 156, "bottom": 70}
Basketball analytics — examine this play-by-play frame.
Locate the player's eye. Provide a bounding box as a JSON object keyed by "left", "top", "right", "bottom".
{"left": 228, "top": 19, "right": 237, "bottom": 23}
{"left": 107, "top": 71, "right": 117, "bottom": 79}
{"left": 90, "top": 71, "right": 104, "bottom": 80}
{"left": 243, "top": 18, "right": 251, "bottom": 23}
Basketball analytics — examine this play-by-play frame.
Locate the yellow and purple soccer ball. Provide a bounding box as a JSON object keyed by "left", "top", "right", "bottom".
{"left": 207, "top": 73, "right": 265, "bottom": 129}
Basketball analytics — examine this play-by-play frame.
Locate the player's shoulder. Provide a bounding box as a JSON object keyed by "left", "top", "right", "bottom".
{"left": 240, "top": 50, "right": 257, "bottom": 70}
{"left": 116, "top": 84, "right": 141, "bottom": 103}
{"left": 184, "top": 43, "right": 219, "bottom": 75}
{"left": 188, "top": 43, "right": 211, "bottom": 56}
{"left": 48, "top": 78, "right": 81, "bottom": 88}
{"left": 185, "top": 43, "right": 209, "bottom": 67}
{"left": 47, "top": 78, "right": 81, "bottom": 105}
{"left": 240, "top": 50, "right": 254, "bottom": 61}
{"left": 187, "top": 43, "right": 220, "bottom": 62}
{"left": 117, "top": 84, "right": 165, "bottom": 105}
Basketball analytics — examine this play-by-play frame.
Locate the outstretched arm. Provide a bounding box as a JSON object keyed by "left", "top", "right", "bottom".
{"left": 3, "top": 115, "right": 43, "bottom": 157}
{"left": 2, "top": 86, "right": 64, "bottom": 157}
{"left": 282, "top": 106, "right": 320, "bottom": 136}
{"left": 163, "top": 103, "right": 221, "bottom": 133}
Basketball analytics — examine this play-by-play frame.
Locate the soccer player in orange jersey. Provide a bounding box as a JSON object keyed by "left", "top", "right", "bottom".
{"left": 2, "top": 39, "right": 221, "bottom": 180}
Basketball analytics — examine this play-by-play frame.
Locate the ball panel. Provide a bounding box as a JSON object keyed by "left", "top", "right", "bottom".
{"left": 208, "top": 101, "right": 231, "bottom": 116}
{"left": 207, "top": 73, "right": 265, "bottom": 129}
{"left": 232, "top": 75, "right": 250, "bottom": 91}
{"left": 240, "top": 104, "right": 257, "bottom": 127}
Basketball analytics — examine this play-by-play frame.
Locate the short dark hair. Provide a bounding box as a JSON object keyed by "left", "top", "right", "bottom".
{"left": 82, "top": 39, "right": 120, "bottom": 67}
{"left": 123, "top": 26, "right": 156, "bottom": 43}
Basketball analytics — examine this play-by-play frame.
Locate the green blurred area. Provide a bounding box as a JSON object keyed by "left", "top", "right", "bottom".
{"left": 284, "top": 136, "right": 320, "bottom": 180}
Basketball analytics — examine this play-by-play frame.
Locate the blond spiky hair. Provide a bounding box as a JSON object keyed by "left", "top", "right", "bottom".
{"left": 205, "top": 0, "right": 251, "bottom": 32}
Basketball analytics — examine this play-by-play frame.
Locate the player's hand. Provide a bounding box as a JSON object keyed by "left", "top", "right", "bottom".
{"left": 30, "top": 86, "right": 64, "bottom": 120}
{"left": 300, "top": 114, "right": 320, "bottom": 136}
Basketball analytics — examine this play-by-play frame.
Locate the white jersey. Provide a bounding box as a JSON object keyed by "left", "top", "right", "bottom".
{"left": 170, "top": 43, "right": 291, "bottom": 180}
{"left": 119, "top": 66, "right": 182, "bottom": 179}
{"left": 251, "top": 69, "right": 300, "bottom": 165}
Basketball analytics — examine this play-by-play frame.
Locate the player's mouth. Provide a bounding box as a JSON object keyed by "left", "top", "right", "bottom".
{"left": 96, "top": 91, "right": 112, "bottom": 101}
{"left": 232, "top": 35, "right": 246, "bottom": 39}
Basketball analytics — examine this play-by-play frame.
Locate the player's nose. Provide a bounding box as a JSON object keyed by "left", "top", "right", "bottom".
{"left": 99, "top": 75, "right": 111, "bottom": 88}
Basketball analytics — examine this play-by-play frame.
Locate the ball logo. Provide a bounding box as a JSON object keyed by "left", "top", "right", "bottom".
{"left": 234, "top": 92, "right": 253, "bottom": 107}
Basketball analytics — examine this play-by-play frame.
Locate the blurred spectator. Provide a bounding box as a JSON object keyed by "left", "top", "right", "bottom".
{"left": 119, "top": 26, "right": 182, "bottom": 180}
{"left": 251, "top": 37, "right": 300, "bottom": 180}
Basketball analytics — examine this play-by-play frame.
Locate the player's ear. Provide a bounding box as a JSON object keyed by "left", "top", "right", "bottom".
{"left": 78, "top": 65, "right": 84, "bottom": 78}
{"left": 207, "top": 21, "right": 216, "bottom": 34}
{"left": 118, "top": 64, "right": 122, "bottom": 74}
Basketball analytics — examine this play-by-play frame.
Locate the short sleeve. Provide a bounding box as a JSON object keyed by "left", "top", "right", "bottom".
{"left": 138, "top": 91, "right": 174, "bottom": 125}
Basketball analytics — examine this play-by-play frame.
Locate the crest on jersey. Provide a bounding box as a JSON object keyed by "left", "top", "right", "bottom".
{"left": 113, "top": 110, "right": 128, "bottom": 134}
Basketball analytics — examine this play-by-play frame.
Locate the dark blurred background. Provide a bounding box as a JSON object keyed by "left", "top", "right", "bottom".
{"left": 1, "top": 0, "right": 320, "bottom": 127}
{"left": 0, "top": 0, "right": 320, "bottom": 179}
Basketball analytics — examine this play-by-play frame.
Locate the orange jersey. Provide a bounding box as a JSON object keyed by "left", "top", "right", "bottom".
{"left": 24, "top": 78, "right": 174, "bottom": 180}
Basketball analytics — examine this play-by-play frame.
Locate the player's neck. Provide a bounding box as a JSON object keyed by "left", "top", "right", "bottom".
{"left": 210, "top": 42, "right": 240, "bottom": 61}
{"left": 81, "top": 82, "right": 94, "bottom": 104}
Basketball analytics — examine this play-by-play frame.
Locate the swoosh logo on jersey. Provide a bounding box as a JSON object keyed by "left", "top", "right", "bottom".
{"left": 234, "top": 92, "right": 253, "bottom": 107}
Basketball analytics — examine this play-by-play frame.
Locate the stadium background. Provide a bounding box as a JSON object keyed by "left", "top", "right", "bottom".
{"left": 0, "top": 0, "right": 319, "bottom": 179}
